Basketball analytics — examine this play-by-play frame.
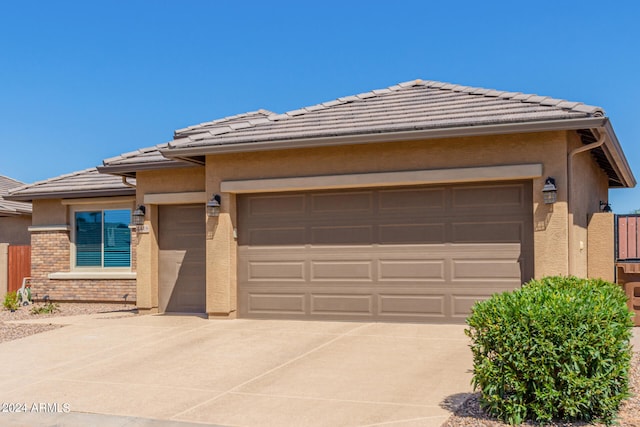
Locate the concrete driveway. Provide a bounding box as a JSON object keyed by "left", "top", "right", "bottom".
{"left": 0, "top": 314, "right": 473, "bottom": 427}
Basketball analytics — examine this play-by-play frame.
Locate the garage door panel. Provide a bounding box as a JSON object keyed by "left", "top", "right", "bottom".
{"left": 378, "top": 294, "right": 446, "bottom": 318}
{"left": 378, "top": 260, "right": 446, "bottom": 281}
{"left": 452, "top": 258, "right": 523, "bottom": 280}
{"left": 248, "top": 261, "right": 306, "bottom": 282}
{"left": 310, "top": 294, "right": 373, "bottom": 315}
{"left": 379, "top": 223, "right": 445, "bottom": 244}
{"left": 311, "top": 225, "right": 373, "bottom": 244}
{"left": 452, "top": 184, "right": 525, "bottom": 209}
{"left": 311, "top": 261, "right": 373, "bottom": 281}
{"left": 452, "top": 222, "right": 524, "bottom": 243}
{"left": 238, "top": 181, "right": 533, "bottom": 323}
{"left": 379, "top": 188, "right": 445, "bottom": 212}
{"left": 311, "top": 191, "right": 373, "bottom": 213}
{"left": 247, "top": 227, "right": 307, "bottom": 246}
{"left": 245, "top": 293, "right": 306, "bottom": 315}
{"left": 247, "top": 194, "right": 306, "bottom": 216}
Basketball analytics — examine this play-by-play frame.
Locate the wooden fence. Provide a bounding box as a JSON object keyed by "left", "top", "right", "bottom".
{"left": 617, "top": 215, "right": 640, "bottom": 261}
{"left": 8, "top": 245, "right": 30, "bottom": 293}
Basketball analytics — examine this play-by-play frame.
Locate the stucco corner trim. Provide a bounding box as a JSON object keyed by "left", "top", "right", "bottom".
{"left": 48, "top": 272, "right": 137, "bottom": 280}
{"left": 143, "top": 192, "right": 207, "bottom": 205}
{"left": 28, "top": 225, "right": 71, "bottom": 233}
{"left": 221, "top": 163, "right": 544, "bottom": 194}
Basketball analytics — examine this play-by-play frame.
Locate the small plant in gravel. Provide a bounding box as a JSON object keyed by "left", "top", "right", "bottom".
{"left": 3, "top": 291, "right": 20, "bottom": 311}
{"left": 30, "top": 301, "right": 59, "bottom": 315}
{"left": 466, "top": 276, "right": 633, "bottom": 425}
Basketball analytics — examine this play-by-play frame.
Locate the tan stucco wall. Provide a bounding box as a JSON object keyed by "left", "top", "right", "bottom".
{"left": 587, "top": 213, "right": 615, "bottom": 281}
{"left": 32, "top": 199, "right": 66, "bottom": 225}
{"left": 135, "top": 166, "right": 205, "bottom": 312}
{"left": 568, "top": 132, "right": 611, "bottom": 279}
{"left": 0, "top": 215, "right": 32, "bottom": 245}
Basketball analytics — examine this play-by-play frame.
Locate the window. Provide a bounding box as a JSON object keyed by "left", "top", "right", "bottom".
{"left": 75, "top": 209, "right": 131, "bottom": 268}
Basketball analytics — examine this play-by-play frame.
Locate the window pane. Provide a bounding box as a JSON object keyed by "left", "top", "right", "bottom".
{"left": 103, "top": 209, "right": 131, "bottom": 267}
{"left": 75, "top": 211, "right": 102, "bottom": 267}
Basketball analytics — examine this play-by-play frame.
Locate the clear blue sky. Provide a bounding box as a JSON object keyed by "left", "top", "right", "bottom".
{"left": 1, "top": 1, "right": 638, "bottom": 212}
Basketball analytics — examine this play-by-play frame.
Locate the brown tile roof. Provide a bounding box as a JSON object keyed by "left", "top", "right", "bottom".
{"left": 100, "top": 143, "right": 177, "bottom": 173}
{"left": 165, "top": 79, "right": 604, "bottom": 150}
{"left": 173, "top": 109, "right": 275, "bottom": 137}
{"left": 0, "top": 175, "right": 31, "bottom": 216}
{"left": 6, "top": 168, "right": 135, "bottom": 201}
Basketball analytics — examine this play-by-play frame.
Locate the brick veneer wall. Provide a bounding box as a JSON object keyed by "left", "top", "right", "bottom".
{"left": 30, "top": 229, "right": 136, "bottom": 303}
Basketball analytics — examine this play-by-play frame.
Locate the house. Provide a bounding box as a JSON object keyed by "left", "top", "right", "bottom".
{"left": 0, "top": 175, "right": 31, "bottom": 244}
{"left": 0, "top": 175, "right": 32, "bottom": 298}
{"left": 7, "top": 79, "right": 636, "bottom": 322}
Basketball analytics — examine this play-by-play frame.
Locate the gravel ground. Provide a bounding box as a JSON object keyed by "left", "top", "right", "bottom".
{"left": 442, "top": 352, "right": 640, "bottom": 427}
{"left": 0, "top": 302, "right": 136, "bottom": 344}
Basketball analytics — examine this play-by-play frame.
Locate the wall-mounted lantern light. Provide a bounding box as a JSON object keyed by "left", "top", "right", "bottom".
{"left": 132, "top": 205, "right": 146, "bottom": 226}
{"left": 207, "top": 194, "right": 221, "bottom": 217}
{"left": 600, "top": 201, "right": 612, "bottom": 212}
{"left": 542, "top": 177, "right": 558, "bottom": 204}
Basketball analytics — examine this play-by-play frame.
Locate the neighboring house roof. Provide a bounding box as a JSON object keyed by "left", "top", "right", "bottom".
{"left": 6, "top": 168, "right": 135, "bottom": 202}
{"left": 160, "top": 79, "right": 634, "bottom": 188}
{"left": 0, "top": 175, "right": 32, "bottom": 216}
{"left": 100, "top": 110, "right": 275, "bottom": 176}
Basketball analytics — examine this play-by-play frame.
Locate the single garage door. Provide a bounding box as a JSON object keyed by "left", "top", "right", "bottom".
{"left": 238, "top": 181, "right": 533, "bottom": 322}
{"left": 158, "top": 204, "right": 206, "bottom": 313}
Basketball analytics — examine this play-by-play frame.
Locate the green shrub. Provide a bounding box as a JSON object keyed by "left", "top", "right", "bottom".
{"left": 466, "top": 276, "right": 633, "bottom": 425}
{"left": 30, "top": 301, "right": 59, "bottom": 315}
{"left": 3, "top": 291, "right": 20, "bottom": 311}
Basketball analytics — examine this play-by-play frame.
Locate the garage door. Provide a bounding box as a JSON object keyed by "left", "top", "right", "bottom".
{"left": 238, "top": 181, "right": 533, "bottom": 322}
{"left": 158, "top": 204, "right": 206, "bottom": 313}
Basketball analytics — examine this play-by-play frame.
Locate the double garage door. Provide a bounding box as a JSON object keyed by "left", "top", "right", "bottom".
{"left": 238, "top": 181, "right": 533, "bottom": 323}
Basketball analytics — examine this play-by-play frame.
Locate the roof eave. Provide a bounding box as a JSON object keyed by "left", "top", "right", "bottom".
{"left": 600, "top": 120, "right": 636, "bottom": 188}
{"left": 161, "top": 117, "right": 609, "bottom": 158}
{"left": 97, "top": 160, "right": 200, "bottom": 178}
{"left": 0, "top": 210, "right": 31, "bottom": 217}
{"left": 5, "top": 188, "right": 136, "bottom": 202}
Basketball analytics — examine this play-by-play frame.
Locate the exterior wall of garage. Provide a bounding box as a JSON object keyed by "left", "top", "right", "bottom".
{"left": 566, "top": 131, "right": 611, "bottom": 278}
{"left": 199, "top": 131, "right": 578, "bottom": 318}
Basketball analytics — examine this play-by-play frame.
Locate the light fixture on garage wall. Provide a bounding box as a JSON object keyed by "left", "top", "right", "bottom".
{"left": 207, "top": 194, "right": 222, "bottom": 217}
{"left": 542, "top": 177, "right": 558, "bottom": 204}
{"left": 600, "top": 201, "right": 612, "bottom": 212}
{"left": 131, "top": 205, "right": 146, "bottom": 226}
